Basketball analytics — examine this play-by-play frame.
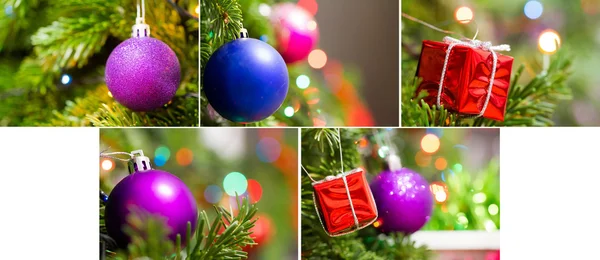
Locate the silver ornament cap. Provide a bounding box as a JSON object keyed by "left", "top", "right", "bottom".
{"left": 132, "top": 17, "right": 150, "bottom": 38}
{"left": 128, "top": 150, "right": 152, "bottom": 174}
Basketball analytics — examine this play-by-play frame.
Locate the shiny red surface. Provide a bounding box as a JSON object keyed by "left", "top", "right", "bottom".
{"left": 416, "top": 40, "right": 513, "bottom": 121}
{"left": 313, "top": 169, "right": 377, "bottom": 236}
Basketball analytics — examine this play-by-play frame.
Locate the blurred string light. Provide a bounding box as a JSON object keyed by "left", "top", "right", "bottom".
{"left": 430, "top": 182, "right": 448, "bottom": 203}
{"left": 258, "top": 3, "right": 271, "bottom": 16}
{"left": 372, "top": 219, "right": 382, "bottom": 228}
{"left": 154, "top": 146, "right": 171, "bottom": 167}
{"left": 455, "top": 6, "right": 473, "bottom": 24}
{"left": 426, "top": 128, "right": 443, "bottom": 138}
{"left": 296, "top": 75, "right": 310, "bottom": 89}
{"left": 101, "top": 158, "right": 114, "bottom": 171}
{"left": 473, "top": 192, "right": 487, "bottom": 204}
{"left": 420, "top": 134, "right": 440, "bottom": 154}
{"left": 247, "top": 179, "right": 263, "bottom": 203}
{"left": 415, "top": 151, "right": 432, "bottom": 167}
{"left": 538, "top": 29, "right": 561, "bottom": 54}
{"left": 204, "top": 185, "right": 223, "bottom": 204}
{"left": 297, "top": 0, "right": 318, "bottom": 16}
{"left": 434, "top": 157, "right": 447, "bottom": 170}
{"left": 524, "top": 1, "right": 543, "bottom": 20}
{"left": 284, "top": 106, "right": 295, "bottom": 117}
{"left": 61, "top": 74, "right": 72, "bottom": 85}
{"left": 488, "top": 204, "right": 499, "bottom": 215}
{"left": 485, "top": 219, "right": 498, "bottom": 231}
{"left": 256, "top": 137, "right": 282, "bottom": 163}
{"left": 176, "top": 148, "right": 193, "bottom": 166}
{"left": 453, "top": 163, "right": 463, "bottom": 173}
{"left": 377, "top": 146, "right": 390, "bottom": 158}
{"left": 308, "top": 49, "right": 327, "bottom": 69}
{"left": 456, "top": 212, "right": 469, "bottom": 228}
{"left": 223, "top": 172, "right": 248, "bottom": 196}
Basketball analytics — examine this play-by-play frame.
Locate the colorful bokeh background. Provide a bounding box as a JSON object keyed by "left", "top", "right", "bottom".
{"left": 99, "top": 128, "right": 298, "bottom": 259}
{"left": 402, "top": 0, "right": 600, "bottom": 125}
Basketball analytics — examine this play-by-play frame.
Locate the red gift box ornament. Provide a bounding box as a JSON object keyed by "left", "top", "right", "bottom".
{"left": 416, "top": 36, "right": 513, "bottom": 121}
{"left": 311, "top": 168, "right": 378, "bottom": 236}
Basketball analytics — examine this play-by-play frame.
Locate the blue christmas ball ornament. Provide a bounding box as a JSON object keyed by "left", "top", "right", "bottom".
{"left": 203, "top": 33, "right": 289, "bottom": 123}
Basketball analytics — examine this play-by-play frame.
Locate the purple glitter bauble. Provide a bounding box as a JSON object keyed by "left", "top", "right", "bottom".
{"left": 370, "top": 168, "right": 433, "bottom": 234}
{"left": 104, "top": 170, "right": 198, "bottom": 248}
{"left": 105, "top": 37, "right": 181, "bottom": 111}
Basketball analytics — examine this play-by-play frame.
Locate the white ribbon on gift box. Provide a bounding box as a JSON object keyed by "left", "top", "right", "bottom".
{"left": 436, "top": 36, "right": 511, "bottom": 118}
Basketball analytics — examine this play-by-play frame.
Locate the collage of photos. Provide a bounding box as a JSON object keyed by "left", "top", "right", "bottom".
{"left": 0, "top": 0, "right": 598, "bottom": 259}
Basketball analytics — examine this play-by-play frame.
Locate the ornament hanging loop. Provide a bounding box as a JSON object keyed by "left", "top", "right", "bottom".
{"left": 128, "top": 150, "right": 152, "bottom": 174}
{"left": 239, "top": 28, "right": 249, "bottom": 38}
{"left": 132, "top": 0, "right": 150, "bottom": 37}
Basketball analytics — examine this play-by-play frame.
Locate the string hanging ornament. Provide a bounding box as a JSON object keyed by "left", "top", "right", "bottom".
{"left": 302, "top": 128, "right": 378, "bottom": 236}
{"left": 100, "top": 149, "right": 198, "bottom": 248}
{"left": 105, "top": 0, "right": 181, "bottom": 112}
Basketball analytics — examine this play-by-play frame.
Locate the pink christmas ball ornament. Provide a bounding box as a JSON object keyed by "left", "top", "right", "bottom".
{"left": 270, "top": 3, "right": 319, "bottom": 64}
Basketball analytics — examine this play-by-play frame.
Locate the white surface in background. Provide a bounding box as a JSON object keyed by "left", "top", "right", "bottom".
{"left": 0, "top": 128, "right": 99, "bottom": 259}
{"left": 200, "top": 128, "right": 246, "bottom": 160}
{"left": 501, "top": 128, "right": 600, "bottom": 260}
{"left": 412, "top": 231, "right": 499, "bottom": 250}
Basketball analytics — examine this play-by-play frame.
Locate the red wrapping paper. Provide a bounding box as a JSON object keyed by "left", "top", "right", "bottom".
{"left": 312, "top": 168, "right": 377, "bottom": 236}
{"left": 415, "top": 40, "right": 514, "bottom": 121}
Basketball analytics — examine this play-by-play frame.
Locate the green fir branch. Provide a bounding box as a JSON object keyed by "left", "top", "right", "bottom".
{"left": 401, "top": 50, "right": 573, "bottom": 126}
{"left": 104, "top": 197, "right": 257, "bottom": 260}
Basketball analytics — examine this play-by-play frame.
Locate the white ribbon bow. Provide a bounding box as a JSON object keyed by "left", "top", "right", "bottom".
{"left": 437, "top": 36, "right": 511, "bottom": 118}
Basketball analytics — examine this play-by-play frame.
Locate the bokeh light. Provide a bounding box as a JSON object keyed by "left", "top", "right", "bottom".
{"left": 247, "top": 179, "right": 263, "bottom": 203}
{"left": 259, "top": 35, "right": 268, "bottom": 42}
{"left": 297, "top": 0, "right": 318, "bottom": 16}
{"left": 307, "top": 20, "right": 317, "bottom": 31}
{"left": 453, "top": 163, "right": 463, "bottom": 173}
{"left": 524, "top": 1, "right": 543, "bottom": 19}
{"left": 296, "top": 75, "right": 310, "bottom": 89}
{"left": 154, "top": 155, "right": 167, "bottom": 167}
{"left": 101, "top": 159, "right": 114, "bottom": 171}
{"left": 421, "top": 134, "right": 440, "bottom": 153}
{"left": 456, "top": 212, "right": 469, "bottom": 228}
{"left": 176, "top": 148, "right": 193, "bottom": 166}
{"left": 195, "top": 5, "right": 200, "bottom": 15}
{"left": 308, "top": 49, "right": 327, "bottom": 69}
{"left": 434, "top": 157, "right": 447, "bottom": 170}
{"left": 455, "top": 6, "right": 473, "bottom": 24}
{"left": 538, "top": 29, "right": 561, "bottom": 54}
{"left": 284, "top": 106, "right": 295, "bottom": 117}
{"left": 355, "top": 137, "right": 368, "bottom": 148}
{"left": 485, "top": 219, "right": 497, "bottom": 231}
{"left": 204, "top": 185, "right": 223, "bottom": 204}
{"left": 377, "top": 146, "right": 390, "bottom": 158}
{"left": 488, "top": 204, "right": 499, "bottom": 215}
{"left": 223, "top": 172, "right": 248, "bottom": 196}
{"left": 415, "top": 151, "right": 432, "bottom": 167}
{"left": 430, "top": 182, "right": 448, "bottom": 203}
{"left": 473, "top": 192, "right": 487, "bottom": 204}
{"left": 373, "top": 219, "right": 382, "bottom": 228}
{"left": 107, "top": 91, "right": 113, "bottom": 98}
{"left": 155, "top": 146, "right": 171, "bottom": 161}
{"left": 61, "top": 74, "right": 72, "bottom": 85}
{"left": 256, "top": 137, "right": 282, "bottom": 163}
{"left": 258, "top": 3, "right": 271, "bottom": 16}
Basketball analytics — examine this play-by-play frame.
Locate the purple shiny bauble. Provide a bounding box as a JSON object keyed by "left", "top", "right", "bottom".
{"left": 105, "top": 37, "right": 181, "bottom": 111}
{"left": 270, "top": 3, "right": 319, "bottom": 64}
{"left": 104, "top": 170, "right": 198, "bottom": 248}
{"left": 370, "top": 168, "right": 433, "bottom": 234}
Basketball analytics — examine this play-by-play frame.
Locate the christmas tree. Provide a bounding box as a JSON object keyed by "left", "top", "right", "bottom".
{"left": 0, "top": 0, "right": 199, "bottom": 126}
{"left": 400, "top": 0, "right": 600, "bottom": 126}
{"left": 301, "top": 128, "right": 499, "bottom": 259}
{"left": 200, "top": 0, "right": 378, "bottom": 126}
{"left": 99, "top": 128, "right": 298, "bottom": 259}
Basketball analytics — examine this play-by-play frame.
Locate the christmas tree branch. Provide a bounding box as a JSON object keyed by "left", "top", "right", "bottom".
{"left": 401, "top": 50, "right": 573, "bottom": 126}
{"left": 102, "top": 196, "right": 257, "bottom": 260}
